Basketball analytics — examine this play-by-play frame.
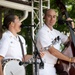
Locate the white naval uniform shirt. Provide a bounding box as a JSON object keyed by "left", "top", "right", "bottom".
{"left": 0, "top": 31, "right": 27, "bottom": 61}
{"left": 36, "top": 24, "right": 68, "bottom": 65}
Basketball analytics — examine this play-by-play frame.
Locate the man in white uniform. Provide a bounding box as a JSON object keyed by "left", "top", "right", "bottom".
{"left": 0, "top": 14, "right": 32, "bottom": 75}
{"left": 36, "top": 9, "right": 75, "bottom": 75}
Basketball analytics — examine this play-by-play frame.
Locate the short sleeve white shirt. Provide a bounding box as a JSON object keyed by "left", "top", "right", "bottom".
{"left": 36, "top": 24, "right": 68, "bottom": 64}
{"left": 0, "top": 31, "right": 27, "bottom": 61}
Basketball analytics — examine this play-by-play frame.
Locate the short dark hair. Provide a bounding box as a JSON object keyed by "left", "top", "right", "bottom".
{"left": 44, "top": 9, "right": 56, "bottom": 19}
{"left": 2, "top": 14, "right": 16, "bottom": 29}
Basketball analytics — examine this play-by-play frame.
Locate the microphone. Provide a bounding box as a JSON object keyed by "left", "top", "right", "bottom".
{"left": 19, "top": 61, "right": 29, "bottom": 66}
{"left": 21, "top": 24, "right": 36, "bottom": 28}
{"left": 19, "top": 61, "right": 23, "bottom": 65}
{"left": 19, "top": 61, "right": 40, "bottom": 66}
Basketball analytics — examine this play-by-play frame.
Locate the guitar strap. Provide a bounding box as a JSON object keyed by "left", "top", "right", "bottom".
{"left": 18, "top": 36, "right": 26, "bottom": 64}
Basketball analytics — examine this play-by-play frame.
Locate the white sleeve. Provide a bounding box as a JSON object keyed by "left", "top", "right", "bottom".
{"left": 0, "top": 36, "right": 10, "bottom": 57}
{"left": 36, "top": 31, "right": 52, "bottom": 51}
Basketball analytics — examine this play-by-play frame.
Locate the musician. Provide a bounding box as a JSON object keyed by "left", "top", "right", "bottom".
{"left": 0, "top": 14, "right": 32, "bottom": 75}
{"left": 36, "top": 9, "right": 75, "bottom": 75}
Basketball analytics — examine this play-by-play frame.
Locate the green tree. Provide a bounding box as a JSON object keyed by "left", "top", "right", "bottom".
{"left": 50, "top": 0, "right": 75, "bottom": 34}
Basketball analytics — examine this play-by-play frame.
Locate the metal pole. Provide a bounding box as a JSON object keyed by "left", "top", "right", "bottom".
{"left": 0, "top": 7, "right": 2, "bottom": 39}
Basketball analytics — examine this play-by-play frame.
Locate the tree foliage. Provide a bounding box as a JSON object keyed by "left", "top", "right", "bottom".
{"left": 1, "top": 0, "right": 75, "bottom": 75}
{"left": 50, "top": 0, "right": 75, "bottom": 34}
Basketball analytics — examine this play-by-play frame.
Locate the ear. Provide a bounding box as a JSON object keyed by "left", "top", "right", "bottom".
{"left": 10, "top": 22, "right": 14, "bottom": 27}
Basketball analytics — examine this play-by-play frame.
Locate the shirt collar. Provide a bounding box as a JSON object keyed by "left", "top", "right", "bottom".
{"left": 44, "top": 24, "right": 54, "bottom": 32}
{"left": 6, "top": 30, "right": 18, "bottom": 39}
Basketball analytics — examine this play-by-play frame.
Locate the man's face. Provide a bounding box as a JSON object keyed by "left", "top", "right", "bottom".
{"left": 45, "top": 10, "right": 57, "bottom": 27}
{"left": 13, "top": 16, "right": 22, "bottom": 33}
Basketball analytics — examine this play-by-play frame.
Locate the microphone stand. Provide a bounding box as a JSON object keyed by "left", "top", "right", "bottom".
{"left": 28, "top": 28, "right": 44, "bottom": 75}
{"left": 20, "top": 27, "right": 44, "bottom": 75}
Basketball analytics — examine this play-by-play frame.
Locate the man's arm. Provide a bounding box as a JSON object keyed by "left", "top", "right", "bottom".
{"left": 0, "top": 56, "right": 4, "bottom": 75}
{"left": 22, "top": 55, "right": 33, "bottom": 62}
{"left": 48, "top": 46, "right": 75, "bottom": 63}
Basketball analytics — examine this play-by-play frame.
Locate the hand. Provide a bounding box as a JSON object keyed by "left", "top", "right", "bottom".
{"left": 22, "top": 55, "right": 33, "bottom": 62}
{"left": 71, "top": 57, "right": 75, "bottom": 63}
{"left": 40, "top": 52, "right": 45, "bottom": 58}
{"left": 66, "top": 18, "right": 74, "bottom": 28}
